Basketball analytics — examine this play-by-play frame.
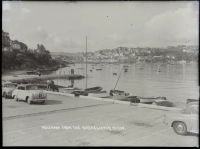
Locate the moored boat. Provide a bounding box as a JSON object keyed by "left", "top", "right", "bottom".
{"left": 84, "top": 86, "right": 103, "bottom": 93}
{"left": 71, "top": 90, "right": 88, "bottom": 96}
{"left": 88, "top": 90, "right": 110, "bottom": 98}
{"left": 96, "top": 68, "right": 102, "bottom": 71}
{"left": 109, "top": 89, "right": 131, "bottom": 100}
{"left": 153, "top": 96, "right": 168, "bottom": 105}
{"left": 153, "top": 100, "right": 174, "bottom": 107}
{"left": 138, "top": 96, "right": 156, "bottom": 104}
{"left": 59, "top": 87, "right": 81, "bottom": 94}
{"left": 186, "top": 99, "right": 199, "bottom": 104}
{"left": 123, "top": 65, "right": 129, "bottom": 68}
{"left": 124, "top": 68, "right": 128, "bottom": 72}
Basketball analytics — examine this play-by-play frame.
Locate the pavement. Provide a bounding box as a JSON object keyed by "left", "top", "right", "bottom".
{"left": 2, "top": 94, "right": 199, "bottom": 146}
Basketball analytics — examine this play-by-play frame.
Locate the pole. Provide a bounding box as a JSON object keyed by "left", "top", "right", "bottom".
{"left": 85, "top": 36, "right": 88, "bottom": 89}
{"left": 113, "top": 66, "right": 123, "bottom": 90}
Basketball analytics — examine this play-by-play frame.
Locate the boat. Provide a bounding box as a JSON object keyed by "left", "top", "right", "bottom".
{"left": 137, "top": 96, "right": 157, "bottom": 104}
{"left": 113, "top": 73, "right": 117, "bottom": 75}
{"left": 72, "top": 86, "right": 104, "bottom": 96}
{"left": 124, "top": 68, "right": 128, "bottom": 72}
{"left": 186, "top": 99, "right": 199, "bottom": 104}
{"left": 109, "top": 89, "right": 131, "bottom": 100}
{"left": 127, "top": 96, "right": 140, "bottom": 103}
{"left": 84, "top": 86, "right": 103, "bottom": 93}
{"left": 80, "top": 37, "right": 104, "bottom": 96}
{"left": 138, "top": 96, "right": 167, "bottom": 104}
{"left": 153, "top": 96, "right": 167, "bottom": 104}
{"left": 109, "top": 65, "right": 132, "bottom": 100}
{"left": 153, "top": 99, "right": 174, "bottom": 107}
{"left": 88, "top": 90, "right": 110, "bottom": 98}
{"left": 59, "top": 87, "right": 81, "bottom": 94}
{"left": 123, "top": 65, "right": 129, "bottom": 68}
{"left": 71, "top": 90, "right": 88, "bottom": 96}
{"left": 96, "top": 68, "right": 102, "bottom": 71}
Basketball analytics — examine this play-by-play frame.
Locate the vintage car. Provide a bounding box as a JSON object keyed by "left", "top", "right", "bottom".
{"left": 12, "top": 84, "right": 47, "bottom": 104}
{"left": 2, "top": 82, "right": 18, "bottom": 98}
{"left": 163, "top": 102, "right": 199, "bottom": 135}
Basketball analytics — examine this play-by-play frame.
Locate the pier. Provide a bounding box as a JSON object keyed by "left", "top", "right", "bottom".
{"left": 3, "top": 74, "right": 84, "bottom": 84}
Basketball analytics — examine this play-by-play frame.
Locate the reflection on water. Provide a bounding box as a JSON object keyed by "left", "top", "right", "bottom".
{"left": 53, "top": 63, "right": 199, "bottom": 106}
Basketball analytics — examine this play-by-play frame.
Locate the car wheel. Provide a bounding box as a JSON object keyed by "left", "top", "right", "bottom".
{"left": 173, "top": 121, "right": 187, "bottom": 135}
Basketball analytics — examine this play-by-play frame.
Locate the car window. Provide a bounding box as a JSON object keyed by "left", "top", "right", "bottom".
{"left": 4, "top": 84, "right": 17, "bottom": 88}
{"left": 18, "top": 86, "right": 25, "bottom": 90}
{"left": 26, "top": 85, "right": 39, "bottom": 90}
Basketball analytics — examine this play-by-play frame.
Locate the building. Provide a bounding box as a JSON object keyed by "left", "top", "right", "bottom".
{"left": 2, "top": 30, "right": 11, "bottom": 47}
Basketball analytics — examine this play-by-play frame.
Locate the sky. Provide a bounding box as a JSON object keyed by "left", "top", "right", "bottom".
{"left": 2, "top": 1, "right": 199, "bottom": 53}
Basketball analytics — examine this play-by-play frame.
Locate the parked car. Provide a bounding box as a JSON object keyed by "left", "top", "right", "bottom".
{"left": 12, "top": 84, "right": 47, "bottom": 104}
{"left": 2, "top": 82, "right": 17, "bottom": 98}
{"left": 163, "top": 102, "right": 199, "bottom": 135}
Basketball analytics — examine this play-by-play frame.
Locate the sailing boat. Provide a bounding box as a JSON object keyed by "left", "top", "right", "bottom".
{"left": 72, "top": 37, "right": 107, "bottom": 97}
{"left": 59, "top": 72, "right": 82, "bottom": 94}
{"left": 109, "top": 66, "right": 132, "bottom": 100}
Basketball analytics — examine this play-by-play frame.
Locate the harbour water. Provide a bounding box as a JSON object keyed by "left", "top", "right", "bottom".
{"left": 53, "top": 62, "right": 199, "bottom": 107}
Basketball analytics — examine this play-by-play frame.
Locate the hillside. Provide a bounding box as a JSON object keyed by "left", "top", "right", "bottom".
{"left": 50, "top": 45, "right": 198, "bottom": 63}
{"left": 2, "top": 30, "right": 68, "bottom": 71}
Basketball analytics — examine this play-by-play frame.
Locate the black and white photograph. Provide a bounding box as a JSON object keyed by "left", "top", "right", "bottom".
{"left": 2, "top": 1, "right": 199, "bottom": 146}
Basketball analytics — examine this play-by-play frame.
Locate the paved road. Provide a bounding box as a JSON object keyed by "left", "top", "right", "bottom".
{"left": 3, "top": 94, "right": 199, "bottom": 146}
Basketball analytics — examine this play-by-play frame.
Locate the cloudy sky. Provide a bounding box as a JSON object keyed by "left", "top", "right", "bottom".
{"left": 2, "top": 1, "right": 199, "bottom": 52}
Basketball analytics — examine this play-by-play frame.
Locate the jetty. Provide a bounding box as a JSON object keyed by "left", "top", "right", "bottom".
{"left": 3, "top": 74, "right": 84, "bottom": 84}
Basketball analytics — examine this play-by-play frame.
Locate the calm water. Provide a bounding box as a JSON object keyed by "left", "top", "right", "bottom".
{"left": 53, "top": 63, "right": 199, "bottom": 107}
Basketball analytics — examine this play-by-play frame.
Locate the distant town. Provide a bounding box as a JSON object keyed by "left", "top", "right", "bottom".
{"left": 2, "top": 30, "right": 199, "bottom": 70}
{"left": 52, "top": 45, "right": 198, "bottom": 64}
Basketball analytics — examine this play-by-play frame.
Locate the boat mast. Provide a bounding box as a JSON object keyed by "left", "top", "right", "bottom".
{"left": 85, "top": 36, "right": 88, "bottom": 89}
{"left": 113, "top": 66, "right": 123, "bottom": 90}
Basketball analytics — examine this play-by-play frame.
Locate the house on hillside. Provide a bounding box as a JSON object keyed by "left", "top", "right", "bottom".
{"left": 2, "top": 30, "right": 11, "bottom": 47}
{"left": 152, "top": 55, "right": 164, "bottom": 62}
{"left": 11, "top": 40, "right": 28, "bottom": 53}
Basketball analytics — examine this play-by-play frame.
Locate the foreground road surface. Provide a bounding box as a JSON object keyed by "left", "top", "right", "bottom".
{"left": 3, "top": 94, "right": 199, "bottom": 146}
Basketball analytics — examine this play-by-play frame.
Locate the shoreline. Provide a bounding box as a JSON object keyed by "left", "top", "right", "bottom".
{"left": 2, "top": 69, "right": 84, "bottom": 84}
{"left": 2, "top": 69, "right": 29, "bottom": 76}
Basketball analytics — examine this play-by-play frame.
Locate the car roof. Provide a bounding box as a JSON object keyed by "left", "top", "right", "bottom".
{"left": 3, "top": 82, "right": 17, "bottom": 85}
